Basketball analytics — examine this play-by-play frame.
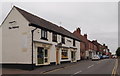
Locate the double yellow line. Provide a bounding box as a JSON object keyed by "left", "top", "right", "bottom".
{"left": 112, "top": 59, "right": 118, "bottom": 76}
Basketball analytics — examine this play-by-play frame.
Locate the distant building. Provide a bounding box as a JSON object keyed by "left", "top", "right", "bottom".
{"left": 92, "top": 40, "right": 104, "bottom": 56}
{"left": 73, "top": 28, "right": 97, "bottom": 59}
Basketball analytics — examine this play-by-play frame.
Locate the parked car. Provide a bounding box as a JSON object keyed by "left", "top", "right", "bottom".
{"left": 98, "top": 55, "right": 103, "bottom": 59}
{"left": 92, "top": 55, "right": 100, "bottom": 61}
{"left": 112, "top": 55, "right": 117, "bottom": 59}
{"left": 102, "top": 55, "right": 109, "bottom": 59}
{"left": 102, "top": 55, "right": 107, "bottom": 59}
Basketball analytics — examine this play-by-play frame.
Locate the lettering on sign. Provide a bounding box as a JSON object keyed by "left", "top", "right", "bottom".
{"left": 9, "top": 26, "right": 19, "bottom": 29}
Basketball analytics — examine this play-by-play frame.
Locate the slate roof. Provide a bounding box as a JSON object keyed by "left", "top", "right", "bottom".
{"left": 15, "top": 6, "right": 81, "bottom": 41}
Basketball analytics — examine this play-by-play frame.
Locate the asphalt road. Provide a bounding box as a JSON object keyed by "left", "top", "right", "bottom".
{"left": 43, "top": 59, "right": 117, "bottom": 75}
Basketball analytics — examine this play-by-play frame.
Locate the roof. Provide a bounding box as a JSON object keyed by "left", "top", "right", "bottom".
{"left": 14, "top": 6, "right": 81, "bottom": 41}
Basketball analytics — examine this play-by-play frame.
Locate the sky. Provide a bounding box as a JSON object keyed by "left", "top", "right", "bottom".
{"left": 0, "top": 1, "right": 118, "bottom": 54}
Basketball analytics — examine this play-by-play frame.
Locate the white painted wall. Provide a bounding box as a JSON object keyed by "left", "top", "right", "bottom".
{"left": 2, "top": 7, "right": 31, "bottom": 64}
{"left": 33, "top": 28, "right": 81, "bottom": 63}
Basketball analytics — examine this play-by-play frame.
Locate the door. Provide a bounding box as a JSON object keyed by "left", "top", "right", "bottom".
{"left": 71, "top": 51, "right": 76, "bottom": 62}
{"left": 56, "top": 48, "right": 59, "bottom": 64}
{"left": 37, "top": 47, "right": 48, "bottom": 65}
{"left": 37, "top": 47, "right": 44, "bottom": 64}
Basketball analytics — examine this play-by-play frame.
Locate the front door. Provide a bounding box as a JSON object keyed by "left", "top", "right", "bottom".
{"left": 56, "top": 48, "right": 59, "bottom": 64}
{"left": 37, "top": 47, "right": 48, "bottom": 65}
{"left": 71, "top": 51, "right": 76, "bottom": 62}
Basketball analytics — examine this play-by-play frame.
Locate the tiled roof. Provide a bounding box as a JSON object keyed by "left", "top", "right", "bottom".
{"left": 15, "top": 6, "right": 81, "bottom": 41}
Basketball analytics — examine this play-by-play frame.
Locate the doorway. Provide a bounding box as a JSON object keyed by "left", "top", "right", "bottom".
{"left": 56, "top": 48, "right": 60, "bottom": 64}
{"left": 71, "top": 51, "right": 76, "bottom": 62}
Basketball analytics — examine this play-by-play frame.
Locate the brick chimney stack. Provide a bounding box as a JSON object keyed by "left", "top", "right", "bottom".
{"left": 76, "top": 27, "right": 81, "bottom": 35}
{"left": 73, "top": 27, "right": 81, "bottom": 35}
{"left": 103, "top": 44, "right": 105, "bottom": 46}
{"left": 84, "top": 34, "right": 87, "bottom": 39}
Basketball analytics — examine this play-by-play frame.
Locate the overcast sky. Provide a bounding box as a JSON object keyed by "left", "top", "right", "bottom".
{"left": 0, "top": 2, "right": 118, "bottom": 54}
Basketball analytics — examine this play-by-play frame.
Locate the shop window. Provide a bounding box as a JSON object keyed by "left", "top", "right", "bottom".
{"left": 61, "top": 50, "right": 68, "bottom": 59}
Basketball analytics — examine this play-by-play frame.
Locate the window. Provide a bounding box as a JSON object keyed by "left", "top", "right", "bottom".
{"left": 61, "top": 50, "right": 68, "bottom": 59}
{"left": 52, "top": 33, "right": 57, "bottom": 42}
{"left": 37, "top": 47, "right": 49, "bottom": 64}
{"left": 73, "top": 39, "right": 76, "bottom": 46}
{"left": 41, "top": 29, "right": 47, "bottom": 40}
{"left": 61, "top": 36, "right": 65, "bottom": 44}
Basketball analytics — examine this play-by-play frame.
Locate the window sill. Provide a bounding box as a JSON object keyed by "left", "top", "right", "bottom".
{"left": 41, "top": 38, "right": 48, "bottom": 41}
{"left": 61, "top": 58, "right": 68, "bottom": 59}
{"left": 52, "top": 40, "right": 57, "bottom": 42}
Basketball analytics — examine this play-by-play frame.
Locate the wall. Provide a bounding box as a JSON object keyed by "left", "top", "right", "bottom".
{"left": 2, "top": 7, "right": 31, "bottom": 64}
{"left": 33, "top": 28, "right": 81, "bottom": 63}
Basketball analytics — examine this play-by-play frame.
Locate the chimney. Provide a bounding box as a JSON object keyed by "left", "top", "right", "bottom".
{"left": 94, "top": 40, "right": 97, "bottom": 42}
{"left": 73, "top": 27, "right": 81, "bottom": 35}
{"left": 76, "top": 27, "right": 81, "bottom": 35}
{"left": 84, "top": 34, "right": 87, "bottom": 39}
{"left": 103, "top": 44, "right": 105, "bottom": 46}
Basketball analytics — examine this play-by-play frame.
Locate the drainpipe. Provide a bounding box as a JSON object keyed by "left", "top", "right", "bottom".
{"left": 31, "top": 27, "right": 37, "bottom": 70}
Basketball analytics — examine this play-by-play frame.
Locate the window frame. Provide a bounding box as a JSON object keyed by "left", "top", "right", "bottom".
{"left": 52, "top": 32, "right": 57, "bottom": 42}
{"left": 61, "top": 49, "right": 68, "bottom": 59}
{"left": 41, "top": 29, "right": 47, "bottom": 40}
{"left": 73, "top": 39, "right": 76, "bottom": 46}
{"left": 61, "top": 36, "right": 65, "bottom": 44}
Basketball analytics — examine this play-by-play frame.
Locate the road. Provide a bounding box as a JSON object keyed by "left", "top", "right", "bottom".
{"left": 2, "top": 59, "right": 119, "bottom": 76}
{"left": 43, "top": 59, "right": 118, "bottom": 76}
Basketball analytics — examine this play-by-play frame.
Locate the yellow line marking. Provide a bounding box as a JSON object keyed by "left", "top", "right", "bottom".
{"left": 111, "top": 59, "right": 118, "bottom": 76}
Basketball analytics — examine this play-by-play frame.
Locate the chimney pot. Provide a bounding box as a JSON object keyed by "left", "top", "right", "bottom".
{"left": 76, "top": 27, "right": 81, "bottom": 35}
{"left": 84, "top": 34, "right": 87, "bottom": 39}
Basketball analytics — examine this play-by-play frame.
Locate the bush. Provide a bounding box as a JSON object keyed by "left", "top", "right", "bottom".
{"left": 116, "top": 47, "right": 120, "bottom": 56}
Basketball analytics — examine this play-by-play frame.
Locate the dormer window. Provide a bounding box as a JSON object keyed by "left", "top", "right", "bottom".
{"left": 52, "top": 32, "right": 57, "bottom": 42}
{"left": 41, "top": 29, "right": 47, "bottom": 40}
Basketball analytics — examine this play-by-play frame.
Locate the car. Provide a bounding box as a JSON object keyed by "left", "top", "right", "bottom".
{"left": 102, "top": 55, "right": 109, "bottom": 59}
{"left": 98, "top": 55, "right": 103, "bottom": 59}
{"left": 102, "top": 55, "right": 107, "bottom": 59}
{"left": 112, "top": 55, "right": 117, "bottom": 59}
{"left": 92, "top": 55, "right": 100, "bottom": 61}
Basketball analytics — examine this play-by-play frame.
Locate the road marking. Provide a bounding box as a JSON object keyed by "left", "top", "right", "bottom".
{"left": 111, "top": 59, "right": 118, "bottom": 76}
{"left": 70, "top": 70, "right": 82, "bottom": 76}
{"left": 42, "top": 67, "right": 64, "bottom": 74}
{"left": 88, "top": 64, "right": 94, "bottom": 69}
{"left": 42, "top": 63, "right": 81, "bottom": 74}
{"left": 74, "top": 70, "right": 82, "bottom": 74}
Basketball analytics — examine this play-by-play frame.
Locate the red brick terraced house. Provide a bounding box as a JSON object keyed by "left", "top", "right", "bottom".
{"left": 88, "top": 40, "right": 97, "bottom": 59}
{"left": 92, "top": 40, "right": 104, "bottom": 56}
{"left": 73, "top": 28, "right": 97, "bottom": 60}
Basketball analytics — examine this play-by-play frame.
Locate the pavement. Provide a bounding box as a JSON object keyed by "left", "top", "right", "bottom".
{"left": 1, "top": 59, "right": 118, "bottom": 76}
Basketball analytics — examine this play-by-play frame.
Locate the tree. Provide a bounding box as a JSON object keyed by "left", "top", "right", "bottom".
{"left": 116, "top": 47, "right": 120, "bottom": 56}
